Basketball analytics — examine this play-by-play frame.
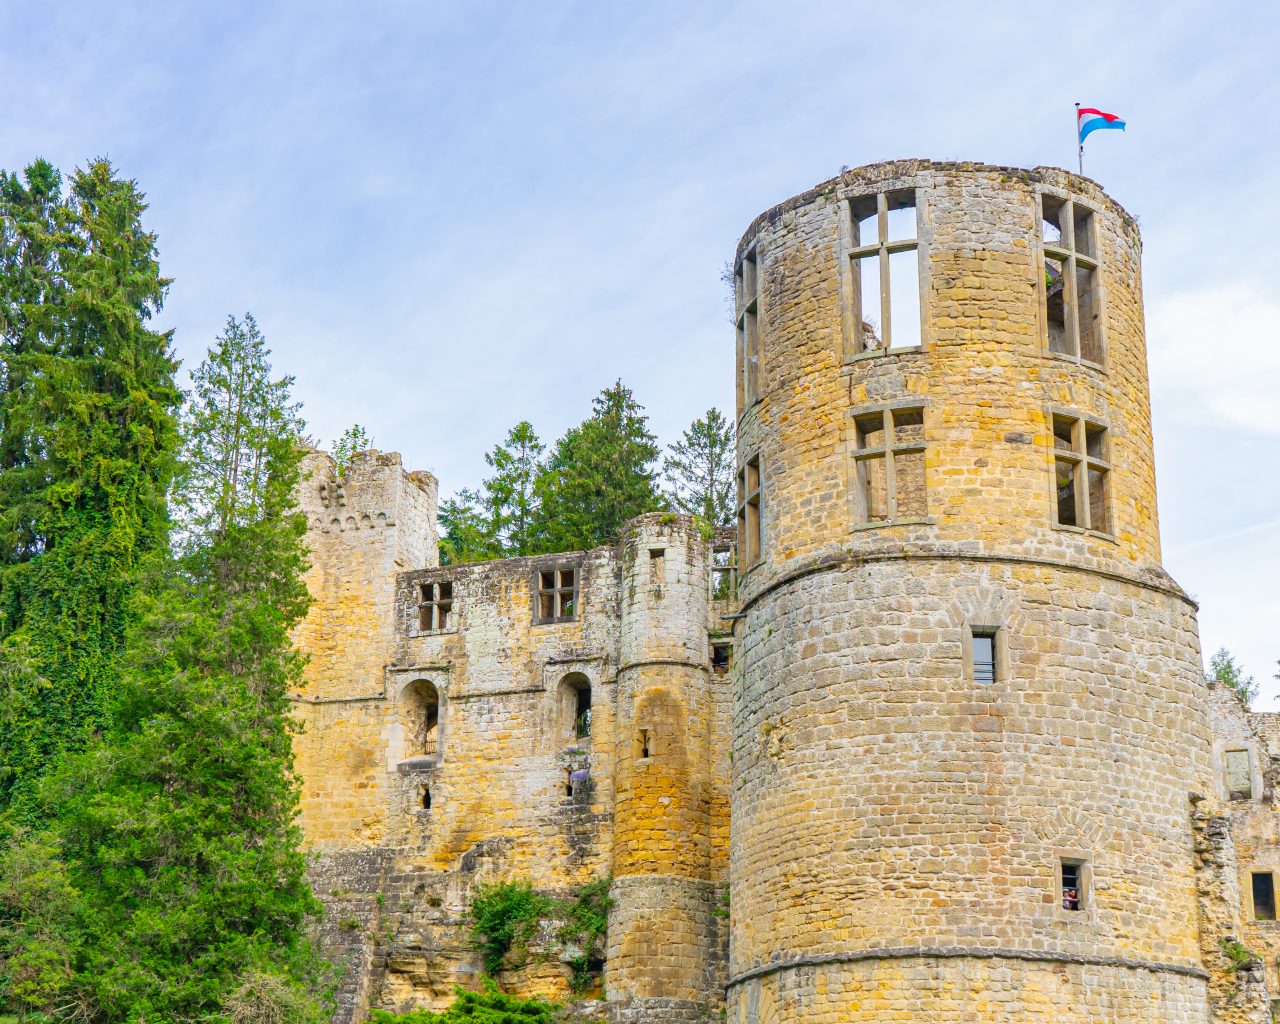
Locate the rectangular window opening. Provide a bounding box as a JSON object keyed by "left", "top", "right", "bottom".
{"left": 1055, "top": 459, "right": 1079, "bottom": 527}
{"left": 1226, "top": 750, "right": 1253, "bottom": 800}
{"left": 846, "top": 189, "right": 920, "bottom": 357}
{"left": 1041, "top": 195, "right": 1104, "bottom": 364}
{"left": 417, "top": 580, "right": 456, "bottom": 632}
{"left": 1253, "top": 872, "right": 1276, "bottom": 921}
{"left": 972, "top": 630, "right": 997, "bottom": 685}
{"left": 649, "top": 548, "right": 665, "bottom": 585}
{"left": 851, "top": 406, "right": 927, "bottom": 525}
{"left": 737, "top": 456, "right": 762, "bottom": 567}
{"left": 737, "top": 248, "right": 761, "bottom": 407}
{"left": 711, "top": 641, "right": 732, "bottom": 673}
{"left": 536, "top": 566, "right": 579, "bottom": 623}
{"left": 637, "top": 728, "right": 651, "bottom": 760}
{"left": 1061, "top": 860, "right": 1084, "bottom": 912}
{"left": 710, "top": 546, "right": 737, "bottom": 601}
{"left": 1052, "top": 414, "right": 1109, "bottom": 534}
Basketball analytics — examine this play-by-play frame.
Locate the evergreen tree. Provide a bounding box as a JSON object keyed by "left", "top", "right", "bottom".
{"left": 0, "top": 317, "right": 330, "bottom": 1020}
{"left": 331, "top": 422, "right": 372, "bottom": 476}
{"left": 534, "top": 381, "right": 662, "bottom": 551}
{"left": 0, "top": 159, "right": 181, "bottom": 816}
{"left": 1210, "top": 647, "right": 1258, "bottom": 706}
{"left": 438, "top": 487, "right": 501, "bottom": 565}
{"left": 662, "top": 407, "right": 735, "bottom": 527}
{"left": 483, "top": 421, "right": 544, "bottom": 556}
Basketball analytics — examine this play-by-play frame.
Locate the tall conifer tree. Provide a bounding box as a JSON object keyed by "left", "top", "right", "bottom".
{"left": 662, "top": 408, "right": 735, "bottom": 527}
{"left": 0, "top": 159, "right": 181, "bottom": 816}
{"left": 1, "top": 315, "right": 329, "bottom": 1020}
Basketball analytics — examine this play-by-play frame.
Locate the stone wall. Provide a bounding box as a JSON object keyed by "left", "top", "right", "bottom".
{"left": 727, "top": 162, "right": 1217, "bottom": 1022}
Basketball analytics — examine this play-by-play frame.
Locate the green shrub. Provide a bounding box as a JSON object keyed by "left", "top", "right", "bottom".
{"left": 469, "top": 881, "right": 553, "bottom": 975}
{"left": 368, "top": 981, "right": 557, "bottom": 1023}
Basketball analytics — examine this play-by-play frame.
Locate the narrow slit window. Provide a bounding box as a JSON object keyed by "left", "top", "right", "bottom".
{"left": 1050, "top": 414, "right": 1111, "bottom": 535}
{"left": 736, "top": 248, "right": 761, "bottom": 408}
{"left": 851, "top": 406, "right": 927, "bottom": 525}
{"left": 1254, "top": 872, "right": 1276, "bottom": 921}
{"left": 1226, "top": 750, "right": 1253, "bottom": 800}
{"left": 565, "top": 769, "right": 575, "bottom": 797}
{"left": 575, "top": 684, "right": 592, "bottom": 739}
{"left": 417, "top": 580, "right": 455, "bottom": 632}
{"left": 421, "top": 786, "right": 431, "bottom": 810}
{"left": 844, "top": 189, "right": 922, "bottom": 358}
{"left": 972, "top": 630, "right": 997, "bottom": 685}
{"left": 737, "top": 456, "right": 762, "bottom": 567}
{"left": 1061, "top": 861, "right": 1084, "bottom": 912}
{"left": 1041, "top": 195, "right": 1104, "bottom": 364}
{"left": 535, "top": 567, "right": 579, "bottom": 623}
{"left": 649, "top": 548, "right": 665, "bottom": 585}
{"left": 638, "top": 728, "right": 651, "bottom": 760}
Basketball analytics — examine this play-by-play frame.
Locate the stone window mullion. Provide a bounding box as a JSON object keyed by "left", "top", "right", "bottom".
{"left": 882, "top": 407, "right": 899, "bottom": 521}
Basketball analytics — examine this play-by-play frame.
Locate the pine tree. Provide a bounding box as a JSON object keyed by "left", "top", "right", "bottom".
{"left": 534, "top": 381, "right": 663, "bottom": 552}
{"left": 662, "top": 408, "right": 735, "bottom": 527}
{"left": 483, "top": 421, "right": 544, "bottom": 556}
{"left": 0, "top": 317, "right": 330, "bottom": 1020}
{"left": 438, "top": 488, "right": 502, "bottom": 565}
{"left": 0, "top": 159, "right": 182, "bottom": 816}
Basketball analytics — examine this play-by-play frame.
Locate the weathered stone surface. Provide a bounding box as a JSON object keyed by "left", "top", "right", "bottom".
{"left": 290, "top": 160, "right": 1274, "bottom": 1024}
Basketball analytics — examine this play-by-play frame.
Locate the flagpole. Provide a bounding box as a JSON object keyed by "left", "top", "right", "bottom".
{"left": 1075, "top": 102, "right": 1083, "bottom": 175}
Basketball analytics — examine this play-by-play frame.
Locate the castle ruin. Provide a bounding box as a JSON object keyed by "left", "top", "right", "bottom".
{"left": 292, "top": 160, "right": 1280, "bottom": 1023}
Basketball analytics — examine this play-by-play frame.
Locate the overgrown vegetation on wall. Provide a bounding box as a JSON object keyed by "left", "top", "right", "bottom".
{"left": 0, "top": 160, "right": 328, "bottom": 1021}
{"left": 439, "top": 387, "right": 734, "bottom": 564}
{"left": 468, "top": 878, "right": 612, "bottom": 992}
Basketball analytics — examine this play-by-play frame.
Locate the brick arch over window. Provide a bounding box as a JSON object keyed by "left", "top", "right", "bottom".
{"left": 402, "top": 679, "right": 442, "bottom": 762}
{"left": 559, "top": 672, "right": 592, "bottom": 742}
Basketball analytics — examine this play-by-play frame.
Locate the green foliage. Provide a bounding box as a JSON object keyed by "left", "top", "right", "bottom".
{"left": 332, "top": 422, "right": 372, "bottom": 476}
{"left": 368, "top": 980, "right": 558, "bottom": 1024}
{"left": 483, "top": 421, "right": 545, "bottom": 557}
{"left": 556, "top": 878, "right": 612, "bottom": 993}
{"left": 0, "top": 315, "right": 331, "bottom": 1020}
{"left": 1210, "top": 647, "right": 1258, "bottom": 706}
{"left": 469, "top": 881, "right": 553, "bottom": 975}
{"left": 0, "top": 158, "right": 182, "bottom": 818}
{"left": 534, "top": 381, "right": 663, "bottom": 552}
{"left": 662, "top": 407, "right": 736, "bottom": 528}
{"left": 1221, "top": 936, "right": 1260, "bottom": 972}
{"left": 439, "top": 487, "right": 503, "bottom": 566}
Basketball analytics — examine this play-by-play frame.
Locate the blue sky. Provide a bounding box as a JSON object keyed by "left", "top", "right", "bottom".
{"left": 3, "top": 1, "right": 1278, "bottom": 699}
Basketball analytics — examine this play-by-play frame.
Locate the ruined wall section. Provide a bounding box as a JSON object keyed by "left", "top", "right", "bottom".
{"left": 608, "top": 515, "right": 728, "bottom": 1019}
{"left": 728, "top": 162, "right": 1215, "bottom": 1023}
{"left": 1202, "top": 687, "right": 1280, "bottom": 1021}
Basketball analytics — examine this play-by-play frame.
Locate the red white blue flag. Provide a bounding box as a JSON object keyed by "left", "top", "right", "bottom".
{"left": 1078, "top": 107, "right": 1126, "bottom": 143}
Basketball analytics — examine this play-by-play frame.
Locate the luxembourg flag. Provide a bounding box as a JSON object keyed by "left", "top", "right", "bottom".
{"left": 1078, "top": 107, "right": 1126, "bottom": 143}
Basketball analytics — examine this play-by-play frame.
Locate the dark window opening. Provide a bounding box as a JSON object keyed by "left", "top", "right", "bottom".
{"left": 1254, "top": 872, "right": 1276, "bottom": 920}
{"left": 417, "top": 580, "right": 454, "bottom": 631}
{"left": 1051, "top": 414, "right": 1110, "bottom": 534}
{"left": 712, "top": 642, "right": 732, "bottom": 673}
{"left": 404, "top": 680, "right": 440, "bottom": 760}
{"left": 1061, "top": 861, "right": 1084, "bottom": 911}
{"left": 536, "top": 567, "right": 578, "bottom": 623}
{"left": 575, "top": 684, "right": 592, "bottom": 739}
{"left": 565, "top": 769, "right": 575, "bottom": 797}
{"left": 737, "top": 457, "right": 762, "bottom": 567}
{"left": 638, "top": 728, "right": 651, "bottom": 760}
{"left": 972, "top": 631, "right": 996, "bottom": 685}
{"left": 650, "top": 548, "right": 665, "bottom": 585}
{"left": 421, "top": 786, "right": 431, "bottom": 810}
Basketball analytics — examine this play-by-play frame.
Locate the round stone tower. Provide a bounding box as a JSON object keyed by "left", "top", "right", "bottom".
{"left": 728, "top": 161, "right": 1213, "bottom": 1022}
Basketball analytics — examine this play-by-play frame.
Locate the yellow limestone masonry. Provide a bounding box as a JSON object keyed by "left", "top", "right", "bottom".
{"left": 290, "top": 161, "right": 1276, "bottom": 1023}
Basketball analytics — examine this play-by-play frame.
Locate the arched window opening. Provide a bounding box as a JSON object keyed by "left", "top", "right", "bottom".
{"left": 404, "top": 680, "right": 441, "bottom": 761}
{"left": 560, "top": 673, "right": 592, "bottom": 741}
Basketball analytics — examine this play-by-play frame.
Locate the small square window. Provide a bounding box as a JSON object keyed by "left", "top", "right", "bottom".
{"left": 416, "top": 580, "right": 455, "bottom": 632}
{"left": 711, "top": 642, "right": 732, "bottom": 673}
{"left": 1253, "top": 872, "right": 1276, "bottom": 921}
{"left": 535, "top": 566, "right": 579, "bottom": 623}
